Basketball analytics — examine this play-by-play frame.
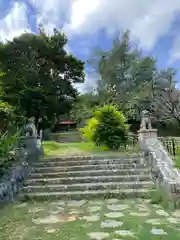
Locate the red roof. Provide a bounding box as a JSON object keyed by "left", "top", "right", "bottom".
{"left": 60, "top": 120, "right": 75, "bottom": 124}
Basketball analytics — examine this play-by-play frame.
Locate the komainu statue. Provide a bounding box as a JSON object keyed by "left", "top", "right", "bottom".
{"left": 140, "top": 110, "right": 152, "bottom": 129}
{"left": 24, "top": 117, "right": 38, "bottom": 137}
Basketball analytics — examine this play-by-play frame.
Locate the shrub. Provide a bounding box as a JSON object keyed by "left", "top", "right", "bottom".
{"left": 80, "top": 105, "right": 129, "bottom": 150}
{"left": 0, "top": 130, "right": 21, "bottom": 176}
{"left": 80, "top": 117, "right": 98, "bottom": 142}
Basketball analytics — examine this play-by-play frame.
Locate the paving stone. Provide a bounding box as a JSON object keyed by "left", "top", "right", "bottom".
{"left": 167, "top": 217, "right": 179, "bottom": 224}
{"left": 107, "top": 204, "right": 129, "bottom": 211}
{"left": 114, "top": 230, "right": 135, "bottom": 237}
{"left": 106, "top": 198, "right": 120, "bottom": 204}
{"left": 68, "top": 200, "right": 86, "bottom": 207}
{"left": 88, "top": 206, "right": 101, "bottom": 212}
{"left": 152, "top": 204, "right": 162, "bottom": 209}
{"left": 33, "top": 215, "right": 60, "bottom": 224}
{"left": 101, "top": 219, "right": 123, "bottom": 228}
{"left": 156, "top": 209, "right": 169, "bottom": 217}
{"left": 33, "top": 214, "right": 77, "bottom": 224}
{"left": 172, "top": 210, "right": 180, "bottom": 218}
{"left": 112, "top": 239, "right": 122, "bottom": 240}
{"left": 129, "top": 211, "right": 150, "bottom": 217}
{"left": 50, "top": 210, "right": 63, "bottom": 215}
{"left": 144, "top": 199, "right": 151, "bottom": 203}
{"left": 89, "top": 200, "right": 104, "bottom": 205}
{"left": 50, "top": 201, "right": 65, "bottom": 206}
{"left": 145, "top": 218, "right": 164, "bottom": 225}
{"left": 82, "top": 215, "right": 100, "bottom": 222}
{"left": 104, "top": 212, "right": 124, "bottom": 218}
{"left": 69, "top": 209, "right": 84, "bottom": 215}
{"left": 56, "top": 206, "right": 64, "bottom": 211}
{"left": 87, "top": 232, "right": 110, "bottom": 240}
{"left": 137, "top": 204, "right": 150, "bottom": 212}
{"left": 28, "top": 207, "right": 44, "bottom": 213}
{"left": 150, "top": 228, "right": 168, "bottom": 235}
{"left": 46, "top": 228, "right": 56, "bottom": 233}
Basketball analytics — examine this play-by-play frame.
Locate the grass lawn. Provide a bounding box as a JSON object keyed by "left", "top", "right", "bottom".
{"left": 172, "top": 145, "right": 180, "bottom": 169}
{"left": 1, "top": 198, "right": 180, "bottom": 239}
{"left": 174, "top": 156, "right": 180, "bottom": 169}
{"left": 42, "top": 141, "right": 139, "bottom": 157}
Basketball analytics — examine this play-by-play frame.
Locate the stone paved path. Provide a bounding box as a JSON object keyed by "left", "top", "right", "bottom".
{"left": 1, "top": 198, "right": 180, "bottom": 239}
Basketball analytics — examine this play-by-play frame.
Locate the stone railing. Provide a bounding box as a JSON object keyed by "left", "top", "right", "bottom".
{"left": 0, "top": 121, "right": 44, "bottom": 207}
{"left": 138, "top": 124, "right": 180, "bottom": 203}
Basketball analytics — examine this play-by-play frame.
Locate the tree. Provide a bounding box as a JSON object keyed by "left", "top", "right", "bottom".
{"left": 154, "top": 84, "right": 180, "bottom": 124}
{"left": 0, "top": 101, "right": 14, "bottom": 131}
{"left": 81, "top": 105, "right": 129, "bottom": 150}
{"left": 88, "top": 31, "right": 174, "bottom": 121}
{"left": 0, "top": 27, "right": 85, "bottom": 126}
{"left": 70, "top": 92, "right": 101, "bottom": 127}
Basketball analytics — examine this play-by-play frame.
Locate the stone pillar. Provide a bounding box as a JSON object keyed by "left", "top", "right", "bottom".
{"left": 24, "top": 136, "right": 43, "bottom": 162}
{"left": 138, "top": 110, "right": 158, "bottom": 153}
{"left": 138, "top": 128, "right": 157, "bottom": 152}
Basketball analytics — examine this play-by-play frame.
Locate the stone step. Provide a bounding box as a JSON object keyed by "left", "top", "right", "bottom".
{"left": 25, "top": 174, "right": 152, "bottom": 185}
{"left": 22, "top": 181, "right": 153, "bottom": 193}
{"left": 55, "top": 140, "right": 83, "bottom": 143}
{"left": 33, "top": 157, "right": 142, "bottom": 167}
{"left": 54, "top": 135, "right": 82, "bottom": 138}
{"left": 18, "top": 188, "right": 154, "bottom": 201}
{"left": 39, "top": 153, "right": 140, "bottom": 161}
{"left": 29, "top": 168, "right": 150, "bottom": 178}
{"left": 33, "top": 163, "right": 147, "bottom": 173}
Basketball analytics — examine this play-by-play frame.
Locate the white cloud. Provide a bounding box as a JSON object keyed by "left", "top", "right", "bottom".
{"left": 69, "top": 0, "right": 180, "bottom": 50}
{"left": 70, "top": 0, "right": 100, "bottom": 31}
{"left": 169, "top": 34, "right": 180, "bottom": 64}
{"left": 23, "top": 0, "right": 180, "bottom": 63}
{"left": 1, "top": 0, "right": 180, "bottom": 79}
{"left": 75, "top": 71, "right": 99, "bottom": 93}
{"left": 27, "top": 0, "right": 72, "bottom": 35}
{"left": 0, "top": 2, "right": 30, "bottom": 42}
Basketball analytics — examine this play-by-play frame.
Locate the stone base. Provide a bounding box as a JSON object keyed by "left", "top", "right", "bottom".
{"left": 138, "top": 128, "right": 158, "bottom": 153}
{"left": 138, "top": 128, "right": 157, "bottom": 140}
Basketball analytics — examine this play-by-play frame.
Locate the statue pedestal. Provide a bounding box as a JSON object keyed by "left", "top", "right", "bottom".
{"left": 24, "top": 136, "right": 44, "bottom": 161}
{"left": 138, "top": 128, "right": 157, "bottom": 140}
{"left": 138, "top": 128, "right": 158, "bottom": 153}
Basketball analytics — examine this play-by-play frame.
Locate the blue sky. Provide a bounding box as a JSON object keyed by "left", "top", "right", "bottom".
{"left": 1, "top": 0, "right": 180, "bottom": 91}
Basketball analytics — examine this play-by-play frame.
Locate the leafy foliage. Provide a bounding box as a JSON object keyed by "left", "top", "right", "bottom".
{"left": 70, "top": 93, "right": 99, "bottom": 127}
{"left": 0, "top": 131, "right": 18, "bottom": 157}
{"left": 0, "top": 27, "right": 85, "bottom": 125}
{"left": 80, "top": 117, "right": 98, "bottom": 142}
{"left": 0, "top": 129, "right": 21, "bottom": 176}
{"left": 81, "top": 105, "right": 129, "bottom": 150}
{"left": 0, "top": 101, "right": 14, "bottom": 120}
{"left": 88, "top": 31, "right": 178, "bottom": 123}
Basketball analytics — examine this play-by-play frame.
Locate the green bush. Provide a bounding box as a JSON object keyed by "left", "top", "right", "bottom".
{"left": 0, "top": 131, "right": 19, "bottom": 157}
{"left": 0, "top": 130, "right": 21, "bottom": 176}
{"left": 80, "top": 105, "right": 129, "bottom": 150}
{"left": 80, "top": 117, "right": 98, "bottom": 142}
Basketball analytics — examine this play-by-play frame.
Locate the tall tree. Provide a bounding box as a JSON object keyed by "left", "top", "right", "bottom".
{"left": 154, "top": 69, "right": 180, "bottom": 123}
{"left": 0, "top": 27, "right": 85, "bottom": 125}
{"left": 70, "top": 93, "right": 100, "bottom": 127}
{"left": 89, "top": 31, "right": 176, "bottom": 121}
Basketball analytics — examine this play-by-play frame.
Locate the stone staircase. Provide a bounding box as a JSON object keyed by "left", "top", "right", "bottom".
{"left": 49, "top": 131, "right": 83, "bottom": 143}
{"left": 19, "top": 153, "right": 154, "bottom": 201}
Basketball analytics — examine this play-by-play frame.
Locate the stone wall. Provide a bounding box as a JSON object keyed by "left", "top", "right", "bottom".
{"left": 138, "top": 128, "right": 180, "bottom": 204}
{"left": 0, "top": 135, "right": 44, "bottom": 207}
